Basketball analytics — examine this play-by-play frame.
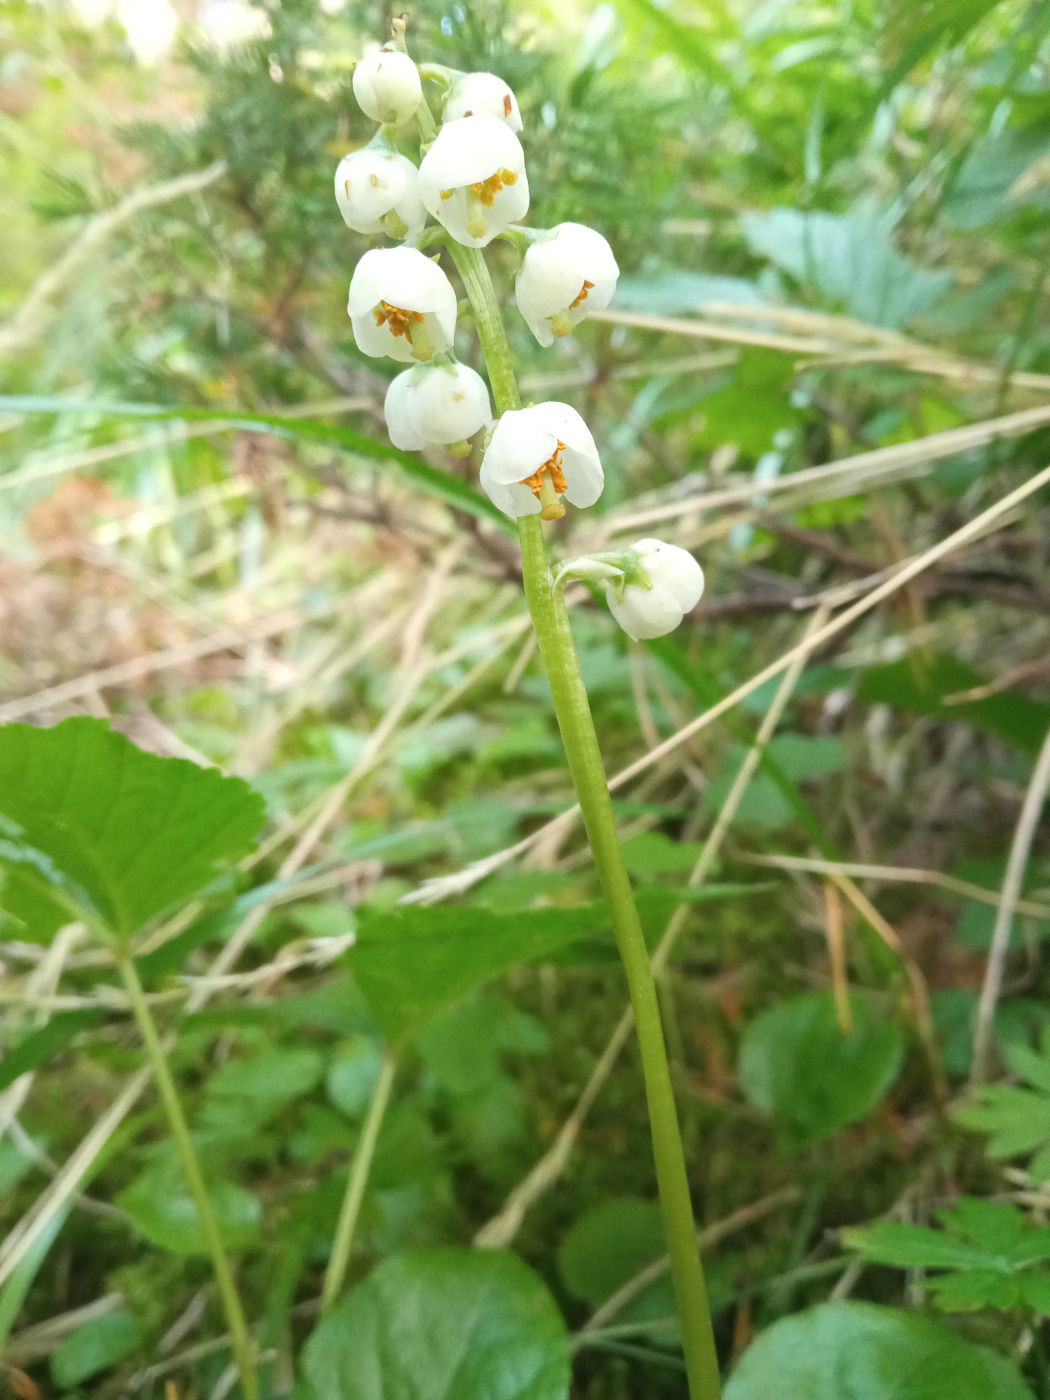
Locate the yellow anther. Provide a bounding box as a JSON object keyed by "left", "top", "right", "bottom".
{"left": 569, "top": 279, "right": 595, "bottom": 309}
{"left": 373, "top": 300, "right": 425, "bottom": 343}
{"left": 520, "top": 442, "right": 568, "bottom": 521}
{"left": 470, "top": 168, "right": 518, "bottom": 208}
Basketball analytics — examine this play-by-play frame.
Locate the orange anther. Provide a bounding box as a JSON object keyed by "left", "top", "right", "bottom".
{"left": 373, "top": 300, "right": 425, "bottom": 342}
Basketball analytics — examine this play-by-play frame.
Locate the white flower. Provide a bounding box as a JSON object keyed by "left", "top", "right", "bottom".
{"left": 515, "top": 222, "right": 619, "bottom": 346}
{"left": 480, "top": 402, "right": 603, "bottom": 521}
{"left": 384, "top": 362, "right": 492, "bottom": 451}
{"left": 334, "top": 148, "right": 425, "bottom": 238}
{"left": 605, "top": 539, "right": 704, "bottom": 640}
{"left": 347, "top": 247, "right": 457, "bottom": 363}
{"left": 353, "top": 49, "right": 422, "bottom": 126}
{"left": 418, "top": 116, "right": 529, "bottom": 248}
{"left": 444, "top": 72, "right": 523, "bottom": 132}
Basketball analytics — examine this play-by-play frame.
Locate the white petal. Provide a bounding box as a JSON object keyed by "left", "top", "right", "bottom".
{"left": 445, "top": 71, "right": 523, "bottom": 131}
{"left": 605, "top": 583, "right": 685, "bottom": 641}
{"left": 409, "top": 363, "right": 492, "bottom": 444}
{"left": 418, "top": 115, "right": 529, "bottom": 248}
{"left": 347, "top": 247, "right": 457, "bottom": 361}
{"left": 334, "top": 149, "right": 423, "bottom": 235}
{"left": 353, "top": 50, "right": 422, "bottom": 126}
{"left": 634, "top": 539, "right": 705, "bottom": 612}
{"left": 479, "top": 460, "right": 542, "bottom": 518}
{"left": 384, "top": 370, "right": 426, "bottom": 449}
{"left": 481, "top": 405, "right": 562, "bottom": 485}
{"left": 562, "top": 450, "right": 604, "bottom": 508}
{"left": 515, "top": 223, "right": 619, "bottom": 345}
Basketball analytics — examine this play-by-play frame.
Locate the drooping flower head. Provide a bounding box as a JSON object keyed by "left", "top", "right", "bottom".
{"left": 444, "top": 72, "right": 523, "bottom": 132}
{"left": 353, "top": 49, "right": 423, "bottom": 126}
{"left": 334, "top": 148, "right": 425, "bottom": 238}
{"left": 418, "top": 115, "right": 529, "bottom": 248}
{"left": 480, "top": 402, "right": 603, "bottom": 521}
{"left": 605, "top": 539, "right": 704, "bottom": 640}
{"left": 515, "top": 223, "right": 619, "bottom": 346}
{"left": 384, "top": 362, "right": 492, "bottom": 451}
{"left": 347, "top": 247, "right": 457, "bottom": 363}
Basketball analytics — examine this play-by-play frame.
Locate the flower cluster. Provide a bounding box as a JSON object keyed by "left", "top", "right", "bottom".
{"left": 335, "top": 39, "right": 702, "bottom": 639}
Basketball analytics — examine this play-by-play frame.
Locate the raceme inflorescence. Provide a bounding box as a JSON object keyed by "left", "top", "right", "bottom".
{"left": 334, "top": 37, "right": 704, "bottom": 640}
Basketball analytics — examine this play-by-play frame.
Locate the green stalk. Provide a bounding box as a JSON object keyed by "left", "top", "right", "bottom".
{"left": 454, "top": 241, "right": 721, "bottom": 1400}
{"left": 117, "top": 956, "right": 258, "bottom": 1400}
{"left": 321, "top": 1049, "right": 398, "bottom": 1313}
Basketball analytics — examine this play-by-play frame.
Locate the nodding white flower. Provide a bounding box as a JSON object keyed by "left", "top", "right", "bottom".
{"left": 480, "top": 402, "right": 603, "bottom": 521}
{"left": 334, "top": 148, "right": 425, "bottom": 238}
{"left": 444, "top": 72, "right": 523, "bottom": 132}
{"left": 347, "top": 247, "right": 457, "bottom": 363}
{"left": 418, "top": 115, "right": 529, "bottom": 248}
{"left": 353, "top": 49, "right": 423, "bottom": 126}
{"left": 515, "top": 222, "right": 619, "bottom": 346}
{"left": 384, "top": 361, "right": 492, "bottom": 451}
{"left": 605, "top": 539, "right": 704, "bottom": 641}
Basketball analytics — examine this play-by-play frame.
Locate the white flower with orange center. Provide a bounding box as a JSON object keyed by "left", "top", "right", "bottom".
{"left": 605, "top": 539, "right": 705, "bottom": 640}
{"left": 384, "top": 361, "right": 492, "bottom": 451}
{"left": 515, "top": 222, "right": 619, "bottom": 346}
{"left": 334, "top": 148, "right": 425, "bottom": 238}
{"left": 418, "top": 115, "right": 529, "bottom": 248}
{"left": 479, "top": 402, "right": 603, "bottom": 521}
{"left": 444, "top": 72, "right": 523, "bottom": 132}
{"left": 353, "top": 49, "right": 423, "bottom": 126}
{"left": 347, "top": 247, "right": 457, "bottom": 363}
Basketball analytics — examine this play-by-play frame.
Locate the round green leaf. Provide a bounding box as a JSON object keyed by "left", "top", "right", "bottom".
{"left": 302, "top": 1248, "right": 570, "bottom": 1400}
{"left": 50, "top": 1307, "right": 145, "bottom": 1388}
{"left": 738, "top": 993, "right": 904, "bottom": 1148}
{"left": 117, "top": 1169, "right": 261, "bottom": 1255}
{"left": 724, "top": 1301, "right": 1034, "bottom": 1400}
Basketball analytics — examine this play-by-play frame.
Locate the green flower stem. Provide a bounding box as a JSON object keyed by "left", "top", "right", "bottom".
{"left": 455, "top": 241, "right": 721, "bottom": 1400}
{"left": 117, "top": 955, "right": 258, "bottom": 1400}
{"left": 320, "top": 1048, "right": 398, "bottom": 1313}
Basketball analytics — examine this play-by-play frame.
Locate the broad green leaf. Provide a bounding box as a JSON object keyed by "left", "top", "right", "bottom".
{"left": 117, "top": 1169, "right": 261, "bottom": 1255}
{"left": 51, "top": 1307, "right": 145, "bottom": 1388}
{"left": 558, "top": 1196, "right": 664, "bottom": 1303}
{"left": 0, "top": 395, "right": 511, "bottom": 532}
{"left": 741, "top": 208, "right": 952, "bottom": 328}
{"left": 347, "top": 904, "right": 602, "bottom": 1042}
{"left": 302, "top": 1249, "right": 570, "bottom": 1400}
{"left": 738, "top": 993, "right": 904, "bottom": 1149}
{"left": 724, "top": 1301, "right": 1034, "bottom": 1399}
{"left": 326, "top": 1036, "right": 383, "bottom": 1117}
{"left": 0, "top": 718, "right": 265, "bottom": 939}
{"left": 198, "top": 1047, "right": 325, "bottom": 1139}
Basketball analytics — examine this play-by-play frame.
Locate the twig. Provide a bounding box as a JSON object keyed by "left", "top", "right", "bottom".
{"left": 971, "top": 722, "right": 1050, "bottom": 1084}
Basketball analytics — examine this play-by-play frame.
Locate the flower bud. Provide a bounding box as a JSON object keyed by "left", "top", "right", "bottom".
{"left": 347, "top": 247, "right": 457, "bottom": 363}
{"left": 480, "top": 402, "right": 603, "bottom": 521}
{"left": 444, "top": 72, "right": 523, "bottom": 132}
{"left": 384, "top": 362, "right": 492, "bottom": 451}
{"left": 353, "top": 49, "right": 423, "bottom": 126}
{"left": 605, "top": 539, "right": 704, "bottom": 640}
{"left": 515, "top": 222, "right": 619, "bottom": 346}
{"left": 418, "top": 115, "right": 529, "bottom": 248}
{"left": 334, "top": 148, "right": 425, "bottom": 238}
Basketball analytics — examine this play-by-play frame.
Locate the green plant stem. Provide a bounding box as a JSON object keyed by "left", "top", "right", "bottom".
{"left": 320, "top": 1049, "right": 398, "bottom": 1313}
{"left": 117, "top": 955, "right": 258, "bottom": 1400}
{"left": 455, "top": 241, "right": 721, "bottom": 1400}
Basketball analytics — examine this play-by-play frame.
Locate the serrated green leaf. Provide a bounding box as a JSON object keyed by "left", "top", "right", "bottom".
{"left": 842, "top": 1222, "right": 997, "bottom": 1273}
{"left": 724, "top": 1301, "right": 1034, "bottom": 1400}
{"left": 955, "top": 1086, "right": 1050, "bottom": 1158}
{"left": 738, "top": 993, "right": 904, "bottom": 1149}
{"left": 302, "top": 1249, "right": 570, "bottom": 1400}
{"left": 1003, "top": 1040, "right": 1050, "bottom": 1095}
{"left": 50, "top": 1307, "right": 145, "bottom": 1388}
{"left": 0, "top": 718, "right": 265, "bottom": 940}
{"left": 0, "top": 1008, "right": 106, "bottom": 1092}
